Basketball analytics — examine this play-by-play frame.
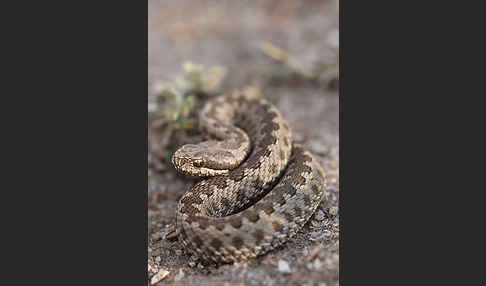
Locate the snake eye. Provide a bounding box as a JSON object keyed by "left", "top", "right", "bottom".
{"left": 193, "top": 160, "right": 203, "bottom": 167}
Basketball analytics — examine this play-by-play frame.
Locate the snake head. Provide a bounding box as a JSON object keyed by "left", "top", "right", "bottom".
{"left": 172, "top": 144, "right": 229, "bottom": 177}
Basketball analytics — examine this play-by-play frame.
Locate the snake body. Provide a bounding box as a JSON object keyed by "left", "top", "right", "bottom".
{"left": 172, "top": 87, "right": 326, "bottom": 263}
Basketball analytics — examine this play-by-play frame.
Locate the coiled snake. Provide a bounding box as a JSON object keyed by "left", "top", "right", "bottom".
{"left": 171, "top": 87, "right": 327, "bottom": 263}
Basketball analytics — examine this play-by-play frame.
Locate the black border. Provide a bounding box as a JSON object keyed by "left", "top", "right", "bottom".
{"left": 339, "top": 0, "right": 471, "bottom": 284}
{"left": 3, "top": 1, "right": 149, "bottom": 284}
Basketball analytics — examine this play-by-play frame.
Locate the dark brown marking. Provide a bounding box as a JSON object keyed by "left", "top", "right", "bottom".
{"left": 253, "top": 229, "right": 265, "bottom": 244}
{"left": 184, "top": 214, "right": 196, "bottom": 225}
{"left": 280, "top": 185, "right": 297, "bottom": 197}
{"left": 213, "top": 177, "right": 228, "bottom": 190}
{"left": 301, "top": 164, "right": 313, "bottom": 173}
{"left": 246, "top": 155, "right": 262, "bottom": 170}
{"left": 296, "top": 175, "right": 307, "bottom": 186}
{"left": 244, "top": 210, "right": 260, "bottom": 223}
{"left": 229, "top": 216, "right": 243, "bottom": 229}
{"left": 220, "top": 197, "right": 232, "bottom": 210}
{"left": 283, "top": 123, "right": 290, "bottom": 131}
{"left": 178, "top": 227, "right": 188, "bottom": 243}
{"left": 279, "top": 174, "right": 292, "bottom": 185}
{"left": 210, "top": 238, "right": 223, "bottom": 250}
{"left": 199, "top": 188, "right": 214, "bottom": 198}
{"left": 232, "top": 236, "right": 244, "bottom": 249}
{"left": 258, "top": 133, "right": 277, "bottom": 147}
{"left": 215, "top": 221, "right": 226, "bottom": 231}
{"left": 236, "top": 190, "right": 246, "bottom": 206}
{"left": 197, "top": 217, "right": 209, "bottom": 230}
{"left": 260, "top": 102, "right": 271, "bottom": 110}
{"left": 260, "top": 123, "right": 274, "bottom": 135}
{"left": 228, "top": 167, "right": 245, "bottom": 181}
{"left": 181, "top": 204, "right": 200, "bottom": 217}
{"left": 181, "top": 193, "right": 203, "bottom": 205}
{"left": 209, "top": 121, "right": 220, "bottom": 130}
{"left": 248, "top": 149, "right": 265, "bottom": 164}
{"left": 292, "top": 164, "right": 311, "bottom": 177}
{"left": 311, "top": 184, "right": 321, "bottom": 196}
{"left": 271, "top": 122, "right": 280, "bottom": 130}
{"left": 192, "top": 235, "right": 204, "bottom": 248}
{"left": 267, "top": 192, "right": 286, "bottom": 206}
{"left": 303, "top": 194, "right": 312, "bottom": 206}
{"left": 258, "top": 202, "right": 275, "bottom": 215}
{"left": 259, "top": 114, "right": 278, "bottom": 132}
{"left": 294, "top": 206, "right": 302, "bottom": 217}
{"left": 254, "top": 178, "right": 266, "bottom": 189}
{"left": 264, "top": 110, "right": 278, "bottom": 119}
{"left": 270, "top": 163, "right": 278, "bottom": 174}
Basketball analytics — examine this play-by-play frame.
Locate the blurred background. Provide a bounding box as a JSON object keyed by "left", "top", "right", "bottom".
{"left": 148, "top": 1, "right": 339, "bottom": 285}
{"left": 149, "top": 0, "right": 338, "bottom": 92}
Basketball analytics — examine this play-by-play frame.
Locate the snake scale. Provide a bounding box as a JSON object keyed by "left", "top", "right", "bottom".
{"left": 171, "top": 86, "right": 327, "bottom": 263}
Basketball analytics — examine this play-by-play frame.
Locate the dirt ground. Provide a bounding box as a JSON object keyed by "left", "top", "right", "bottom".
{"left": 148, "top": 1, "right": 339, "bottom": 285}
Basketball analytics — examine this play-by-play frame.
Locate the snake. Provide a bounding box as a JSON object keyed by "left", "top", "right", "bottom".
{"left": 170, "top": 86, "right": 327, "bottom": 263}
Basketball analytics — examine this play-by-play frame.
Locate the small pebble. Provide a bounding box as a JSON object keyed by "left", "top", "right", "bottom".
{"left": 150, "top": 269, "right": 169, "bottom": 285}
{"left": 314, "top": 210, "right": 326, "bottom": 221}
{"left": 147, "top": 261, "right": 157, "bottom": 273}
{"left": 188, "top": 261, "right": 196, "bottom": 267}
{"left": 278, "top": 260, "right": 291, "bottom": 273}
{"left": 329, "top": 206, "right": 338, "bottom": 216}
{"left": 160, "top": 231, "right": 167, "bottom": 240}
{"left": 155, "top": 256, "right": 161, "bottom": 263}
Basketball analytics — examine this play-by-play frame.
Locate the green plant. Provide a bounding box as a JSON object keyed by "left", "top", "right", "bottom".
{"left": 157, "top": 84, "right": 196, "bottom": 130}
{"left": 153, "top": 61, "right": 227, "bottom": 130}
{"left": 175, "top": 61, "right": 227, "bottom": 95}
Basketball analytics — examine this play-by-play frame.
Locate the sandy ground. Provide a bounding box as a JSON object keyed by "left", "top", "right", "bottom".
{"left": 148, "top": 1, "right": 339, "bottom": 285}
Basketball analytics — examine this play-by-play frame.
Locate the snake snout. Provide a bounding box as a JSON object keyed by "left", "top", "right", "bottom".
{"left": 172, "top": 148, "right": 205, "bottom": 173}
